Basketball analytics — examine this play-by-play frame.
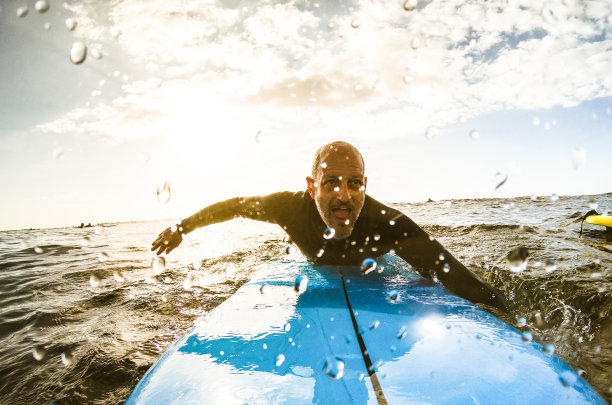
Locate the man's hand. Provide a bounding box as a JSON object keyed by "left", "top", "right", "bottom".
{"left": 151, "top": 226, "right": 183, "bottom": 255}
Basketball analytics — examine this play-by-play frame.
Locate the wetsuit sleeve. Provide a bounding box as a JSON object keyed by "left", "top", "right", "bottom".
{"left": 392, "top": 214, "right": 509, "bottom": 313}
{"left": 178, "top": 194, "right": 290, "bottom": 235}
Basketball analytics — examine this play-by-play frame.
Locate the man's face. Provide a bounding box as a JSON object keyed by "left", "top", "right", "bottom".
{"left": 307, "top": 147, "right": 367, "bottom": 239}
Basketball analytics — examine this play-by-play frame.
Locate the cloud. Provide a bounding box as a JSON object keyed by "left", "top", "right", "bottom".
{"left": 37, "top": 0, "right": 612, "bottom": 142}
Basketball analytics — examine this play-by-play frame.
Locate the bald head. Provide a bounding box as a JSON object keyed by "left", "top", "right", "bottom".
{"left": 311, "top": 141, "right": 365, "bottom": 179}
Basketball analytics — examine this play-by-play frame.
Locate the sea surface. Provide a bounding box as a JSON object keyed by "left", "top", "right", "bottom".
{"left": 0, "top": 192, "right": 610, "bottom": 404}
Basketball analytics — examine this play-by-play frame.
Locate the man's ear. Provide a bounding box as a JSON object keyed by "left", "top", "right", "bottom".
{"left": 306, "top": 176, "right": 316, "bottom": 199}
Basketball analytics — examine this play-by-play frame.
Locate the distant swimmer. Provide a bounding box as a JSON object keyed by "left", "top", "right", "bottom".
{"left": 152, "top": 141, "right": 508, "bottom": 312}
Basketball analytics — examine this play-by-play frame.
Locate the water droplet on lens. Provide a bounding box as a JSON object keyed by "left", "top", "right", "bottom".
{"left": 545, "top": 258, "right": 557, "bottom": 273}
{"left": 294, "top": 275, "right": 308, "bottom": 294}
{"left": 89, "top": 274, "right": 101, "bottom": 288}
{"left": 98, "top": 252, "right": 109, "bottom": 262}
{"left": 410, "top": 37, "right": 421, "bottom": 49}
{"left": 113, "top": 271, "right": 124, "bottom": 283}
{"left": 361, "top": 258, "right": 377, "bottom": 275}
{"left": 388, "top": 289, "right": 400, "bottom": 302}
{"left": 156, "top": 182, "right": 171, "bottom": 204}
{"left": 61, "top": 350, "right": 73, "bottom": 366}
{"left": 350, "top": 18, "right": 360, "bottom": 28}
{"left": 532, "top": 117, "right": 540, "bottom": 126}
{"left": 52, "top": 147, "right": 64, "bottom": 159}
{"left": 402, "top": 75, "right": 413, "bottom": 85}
{"left": 389, "top": 220, "right": 395, "bottom": 226}
{"left": 494, "top": 171, "right": 508, "bottom": 190}
{"left": 224, "top": 263, "right": 236, "bottom": 277}
{"left": 69, "top": 41, "right": 87, "bottom": 64}
{"left": 559, "top": 370, "right": 577, "bottom": 387}
{"left": 17, "top": 6, "right": 28, "bottom": 17}
{"left": 543, "top": 344, "right": 555, "bottom": 354}
{"left": 323, "top": 356, "right": 345, "bottom": 379}
{"left": 521, "top": 331, "right": 533, "bottom": 342}
{"left": 397, "top": 326, "right": 408, "bottom": 339}
{"left": 438, "top": 253, "right": 445, "bottom": 260}
{"left": 285, "top": 245, "right": 296, "bottom": 255}
{"left": 320, "top": 162, "right": 327, "bottom": 169}
{"left": 370, "top": 320, "right": 380, "bottom": 330}
{"left": 65, "top": 18, "right": 77, "bottom": 31}
{"left": 506, "top": 247, "right": 529, "bottom": 273}
{"left": 34, "top": 0, "right": 49, "bottom": 13}
{"left": 333, "top": 186, "right": 340, "bottom": 192}
{"left": 34, "top": 246, "right": 43, "bottom": 254}
{"left": 90, "top": 48, "right": 103, "bottom": 60}
{"left": 323, "top": 227, "right": 335, "bottom": 239}
{"left": 183, "top": 273, "right": 194, "bottom": 290}
{"left": 425, "top": 125, "right": 439, "bottom": 139}
{"left": 151, "top": 256, "right": 166, "bottom": 275}
{"left": 316, "top": 249, "right": 325, "bottom": 257}
{"left": 443, "top": 263, "right": 450, "bottom": 273}
{"left": 283, "top": 322, "right": 291, "bottom": 332}
{"left": 33, "top": 347, "right": 45, "bottom": 361}
{"left": 259, "top": 283, "right": 270, "bottom": 295}
{"left": 470, "top": 130, "right": 480, "bottom": 140}
{"left": 403, "top": 0, "right": 418, "bottom": 11}
{"left": 517, "top": 317, "right": 526, "bottom": 327}
{"left": 275, "top": 353, "right": 285, "bottom": 366}
{"left": 572, "top": 148, "right": 586, "bottom": 170}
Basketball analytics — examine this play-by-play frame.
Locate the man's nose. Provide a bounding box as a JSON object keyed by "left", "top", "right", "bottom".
{"left": 337, "top": 181, "right": 351, "bottom": 201}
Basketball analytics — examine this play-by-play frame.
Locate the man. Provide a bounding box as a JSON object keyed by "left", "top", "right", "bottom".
{"left": 152, "top": 141, "right": 508, "bottom": 312}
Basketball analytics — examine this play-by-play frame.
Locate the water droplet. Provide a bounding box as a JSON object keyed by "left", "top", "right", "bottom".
{"left": 90, "top": 48, "right": 103, "bottom": 60}
{"left": 51, "top": 147, "right": 64, "bottom": 159}
{"left": 506, "top": 247, "right": 529, "bottom": 273}
{"left": 470, "top": 130, "right": 480, "bottom": 140}
{"left": 425, "top": 126, "right": 439, "bottom": 139}
{"left": 65, "top": 18, "right": 77, "bottom": 31}
{"left": 443, "top": 263, "right": 450, "bottom": 273}
{"left": 61, "top": 350, "right": 73, "bottom": 366}
{"left": 224, "top": 263, "right": 236, "bottom": 277}
{"left": 110, "top": 27, "right": 121, "bottom": 38}
{"left": 543, "top": 344, "right": 555, "bottom": 354}
{"left": 183, "top": 273, "right": 194, "bottom": 290}
{"left": 151, "top": 256, "right": 166, "bottom": 275}
{"left": 333, "top": 186, "right": 340, "bottom": 192}
{"left": 517, "top": 317, "right": 526, "bottom": 327}
{"left": 532, "top": 117, "right": 540, "bottom": 126}
{"left": 438, "top": 253, "right": 445, "bottom": 261}
{"left": 572, "top": 148, "right": 586, "bottom": 170}
{"left": 32, "top": 347, "right": 45, "bottom": 361}
{"left": 550, "top": 193, "right": 559, "bottom": 202}
{"left": 283, "top": 322, "right": 291, "bottom": 332}
{"left": 369, "top": 320, "right": 380, "bottom": 330}
{"left": 294, "top": 275, "right": 308, "bottom": 294}
{"left": 494, "top": 171, "right": 508, "bottom": 190}
{"left": 545, "top": 259, "right": 557, "bottom": 273}
{"left": 17, "top": 6, "right": 28, "bottom": 17}
{"left": 389, "top": 219, "right": 396, "bottom": 226}
{"left": 285, "top": 245, "right": 296, "bottom": 255}
{"left": 275, "top": 353, "right": 285, "bottom": 366}
{"left": 113, "top": 271, "right": 124, "bottom": 283}
{"left": 559, "top": 370, "right": 577, "bottom": 387}
{"left": 34, "top": 0, "right": 49, "bottom": 13}
{"left": 372, "top": 234, "right": 381, "bottom": 242}
{"left": 397, "top": 326, "right": 408, "bottom": 339}
{"left": 263, "top": 343, "right": 268, "bottom": 350}
{"left": 34, "top": 246, "right": 44, "bottom": 254}
{"left": 316, "top": 249, "right": 325, "bottom": 258}
{"left": 402, "top": 75, "right": 413, "bottom": 85}
{"left": 69, "top": 41, "right": 87, "bottom": 65}
{"left": 361, "top": 258, "right": 377, "bottom": 275}
{"left": 323, "top": 356, "right": 345, "bottom": 379}
{"left": 259, "top": 283, "right": 270, "bottom": 295}
{"left": 323, "top": 227, "right": 336, "bottom": 239}
{"left": 410, "top": 37, "right": 421, "bottom": 49}
{"left": 350, "top": 18, "right": 360, "bottom": 28}
{"left": 156, "top": 182, "right": 171, "bottom": 204}
{"left": 98, "top": 252, "right": 109, "bottom": 262}
{"left": 521, "top": 331, "right": 533, "bottom": 342}
{"left": 89, "top": 274, "right": 101, "bottom": 288}
{"left": 403, "top": 0, "right": 418, "bottom": 11}
{"left": 388, "top": 289, "right": 400, "bottom": 302}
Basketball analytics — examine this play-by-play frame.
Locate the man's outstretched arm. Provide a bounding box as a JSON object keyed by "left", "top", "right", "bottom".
{"left": 151, "top": 196, "right": 272, "bottom": 255}
{"left": 392, "top": 216, "right": 508, "bottom": 313}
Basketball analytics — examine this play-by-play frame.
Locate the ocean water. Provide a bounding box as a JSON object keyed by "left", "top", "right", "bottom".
{"left": 0, "top": 192, "right": 610, "bottom": 404}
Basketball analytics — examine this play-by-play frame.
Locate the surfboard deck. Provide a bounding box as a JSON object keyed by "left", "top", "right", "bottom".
{"left": 125, "top": 256, "right": 606, "bottom": 404}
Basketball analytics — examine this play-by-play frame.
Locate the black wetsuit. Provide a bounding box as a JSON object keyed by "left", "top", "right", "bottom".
{"left": 182, "top": 191, "right": 508, "bottom": 312}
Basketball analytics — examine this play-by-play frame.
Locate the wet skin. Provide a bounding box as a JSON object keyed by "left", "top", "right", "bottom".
{"left": 306, "top": 146, "right": 367, "bottom": 240}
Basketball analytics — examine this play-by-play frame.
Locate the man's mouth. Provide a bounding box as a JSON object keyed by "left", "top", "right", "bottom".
{"left": 332, "top": 207, "right": 352, "bottom": 223}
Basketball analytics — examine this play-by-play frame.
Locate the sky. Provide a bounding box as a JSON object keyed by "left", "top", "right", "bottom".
{"left": 0, "top": 0, "right": 611, "bottom": 231}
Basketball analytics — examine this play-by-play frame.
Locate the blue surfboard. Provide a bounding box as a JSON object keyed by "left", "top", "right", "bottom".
{"left": 125, "top": 256, "right": 606, "bottom": 404}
